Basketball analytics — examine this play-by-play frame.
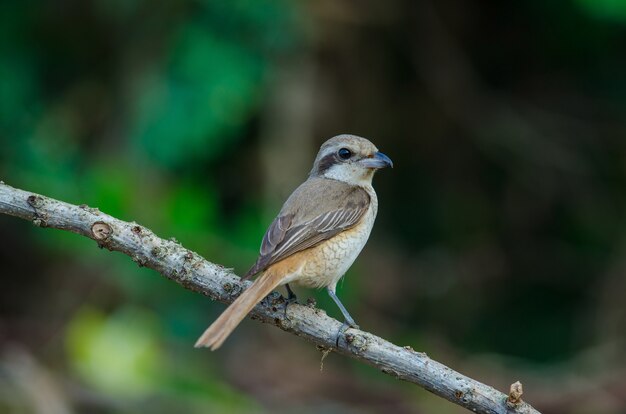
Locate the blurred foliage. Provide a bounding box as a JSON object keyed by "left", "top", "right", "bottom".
{"left": 0, "top": 0, "right": 302, "bottom": 412}
{"left": 66, "top": 306, "right": 161, "bottom": 397}
{"left": 576, "top": 0, "right": 626, "bottom": 22}
{"left": 1, "top": 0, "right": 626, "bottom": 413}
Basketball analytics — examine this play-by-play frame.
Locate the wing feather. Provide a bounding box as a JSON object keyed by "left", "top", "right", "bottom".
{"left": 242, "top": 179, "right": 370, "bottom": 279}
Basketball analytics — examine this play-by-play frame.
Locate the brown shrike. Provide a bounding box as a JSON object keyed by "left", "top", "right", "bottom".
{"left": 195, "top": 134, "right": 393, "bottom": 350}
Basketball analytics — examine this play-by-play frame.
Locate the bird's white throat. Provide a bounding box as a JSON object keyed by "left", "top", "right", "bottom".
{"left": 322, "top": 163, "right": 376, "bottom": 187}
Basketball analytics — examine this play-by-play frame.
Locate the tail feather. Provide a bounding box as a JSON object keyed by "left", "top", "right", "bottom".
{"left": 194, "top": 269, "right": 284, "bottom": 350}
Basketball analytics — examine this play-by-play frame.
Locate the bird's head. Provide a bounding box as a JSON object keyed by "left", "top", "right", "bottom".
{"left": 310, "top": 134, "right": 393, "bottom": 186}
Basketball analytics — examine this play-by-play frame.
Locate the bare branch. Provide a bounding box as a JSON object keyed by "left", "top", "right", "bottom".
{"left": 0, "top": 182, "right": 541, "bottom": 414}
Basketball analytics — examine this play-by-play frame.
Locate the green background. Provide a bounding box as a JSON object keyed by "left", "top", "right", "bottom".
{"left": 1, "top": 1, "right": 625, "bottom": 413}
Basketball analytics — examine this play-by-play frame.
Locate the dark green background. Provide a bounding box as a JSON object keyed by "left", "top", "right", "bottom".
{"left": 1, "top": 1, "right": 625, "bottom": 413}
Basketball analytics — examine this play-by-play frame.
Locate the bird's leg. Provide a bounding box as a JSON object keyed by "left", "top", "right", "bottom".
{"left": 282, "top": 283, "right": 298, "bottom": 321}
{"left": 285, "top": 283, "right": 298, "bottom": 303}
{"left": 327, "top": 287, "right": 358, "bottom": 327}
{"left": 327, "top": 287, "right": 359, "bottom": 347}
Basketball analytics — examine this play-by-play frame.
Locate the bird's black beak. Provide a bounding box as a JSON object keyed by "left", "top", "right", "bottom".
{"left": 360, "top": 151, "right": 393, "bottom": 169}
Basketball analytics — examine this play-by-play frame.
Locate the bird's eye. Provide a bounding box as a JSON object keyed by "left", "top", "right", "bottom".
{"left": 338, "top": 148, "right": 352, "bottom": 160}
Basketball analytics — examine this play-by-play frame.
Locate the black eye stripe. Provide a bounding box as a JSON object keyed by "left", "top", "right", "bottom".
{"left": 313, "top": 148, "right": 356, "bottom": 176}
{"left": 315, "top": 152, "right": 338, "bottom": 175}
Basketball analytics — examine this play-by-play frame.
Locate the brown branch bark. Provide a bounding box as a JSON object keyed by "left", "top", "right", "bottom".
{"left": 0, "top": 182, "right": 541, "bottom": 414}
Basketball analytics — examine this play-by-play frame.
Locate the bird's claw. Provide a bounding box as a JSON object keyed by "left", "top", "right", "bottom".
{"left": 335, "top": 320, "right": 360, "bottom": 348}
{"left": 282, "top": 294, "right": 298, "bottom": 321}
{"left": 281, "top": 284, "right": 299, "bottom": 321}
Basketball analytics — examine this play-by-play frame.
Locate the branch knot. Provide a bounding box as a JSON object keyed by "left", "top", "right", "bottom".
{"left": 91, "top": 221, "right": 113, "bottom": 244}
{"left": 507, "top": 381, "right": 524, "bottom": 407}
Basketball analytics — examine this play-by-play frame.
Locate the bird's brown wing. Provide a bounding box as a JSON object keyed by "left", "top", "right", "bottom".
{"left": 242, "top": 178, "right": 370, "bottom": 279}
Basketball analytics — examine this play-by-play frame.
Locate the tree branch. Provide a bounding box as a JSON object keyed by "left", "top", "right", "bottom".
{"left": 0, "top": 182, "right": 540, "bottom": 414}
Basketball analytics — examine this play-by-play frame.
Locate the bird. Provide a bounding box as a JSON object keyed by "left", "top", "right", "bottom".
{"left": 194, "top": 134, "right": 393, "bottom": 350}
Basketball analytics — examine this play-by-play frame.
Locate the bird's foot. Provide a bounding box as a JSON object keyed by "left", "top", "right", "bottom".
{"left": 335, "top": 319, "right": 360, "bottom": 348}
{"left": 282, "top": 293, "right": 298, "bottom": 322}
{"left": 281, "top": 284, "right": 299, "bottom": 321}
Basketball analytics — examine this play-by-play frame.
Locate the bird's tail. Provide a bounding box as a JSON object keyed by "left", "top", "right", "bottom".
{"left": 194, "top": 268, "right": 284, "bottom": 350}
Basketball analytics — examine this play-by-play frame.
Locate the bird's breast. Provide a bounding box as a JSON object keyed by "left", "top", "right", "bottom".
{"left": 280, "top": 186, "right": 378, "bottom": 289}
